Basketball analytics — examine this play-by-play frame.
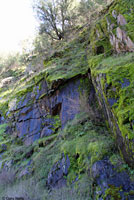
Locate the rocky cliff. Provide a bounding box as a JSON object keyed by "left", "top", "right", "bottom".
{"left": 0, "top": 0, "right": 134, "bottom": 199}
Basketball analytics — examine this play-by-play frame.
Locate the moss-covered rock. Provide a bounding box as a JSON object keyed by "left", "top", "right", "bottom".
{"left": 89, "top": 52, "right": 134, "bottom": 165}
{"left": 89, "top": 0, "right": 134, "bottom": 55}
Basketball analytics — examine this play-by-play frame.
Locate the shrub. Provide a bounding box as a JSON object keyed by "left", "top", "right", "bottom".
{"left": 0, "top": 178, "right": 47, "bottom": 200}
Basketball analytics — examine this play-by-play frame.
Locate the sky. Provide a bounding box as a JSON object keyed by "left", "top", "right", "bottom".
{"left": 0, "top": 0, "right": 38, "bottom": 54}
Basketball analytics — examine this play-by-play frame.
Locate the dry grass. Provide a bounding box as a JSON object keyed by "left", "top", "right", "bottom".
{"left": 0, "top": 169, "right": 15, "bottom": 186}
{"left": 0, "top": 178, "right": 46, "bottom": 200}
{"left": 0, "top": 172, "right": 92, "bottom": 200}
{"left": 66, "top": 91, "right": 101, "bottom": 124}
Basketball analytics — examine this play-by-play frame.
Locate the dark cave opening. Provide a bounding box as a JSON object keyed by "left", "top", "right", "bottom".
{"left": 96, "top": 45, "right": 104, "bottom": 55}
{"left": 52, "top": 103, "right": 62, "bottom": 116}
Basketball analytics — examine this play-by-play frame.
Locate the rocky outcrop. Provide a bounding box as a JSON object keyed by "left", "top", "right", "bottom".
{"left": 108, "top": 12, "right": 134, "bottom": 53}
{"left": 90, "top": 2, "right": 134, "bottom": 56}
{"left": 92, "top": 159, "right": 134, "bottom": 199}
{"left": 91, "top": 73, "right": 134, "bottom": 165}
{"left": 109, "top": 11, "right": 134, "bottom": 53}
{"left": 9, "top": 75, "right": 93, "bottom": 145}
{"left": 109, "top": 27, "right": 134, "bottom": 53}
{"left": 47, "top": 154, "right": 70, "bottom": 189}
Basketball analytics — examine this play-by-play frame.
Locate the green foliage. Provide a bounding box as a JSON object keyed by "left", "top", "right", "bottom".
{"left": 103, "top": 185, "right": 122, "bottom": 200}
{"left": 60, "top": 113, "right": 115, "bottom": 183}
{"left": 36, "top": 134, "right": 58, "bottom": 149}
{"left": 32, "top": 33, "right": 52, "bottom": 59}
{"left": 90, "top": 21, "right": 112, "bottom": 56}
{"left": 33, "top": 140, "right": 61, "bottom": 182}
{"left": 109, "top": 153, "right": 134, "bottom": 177}
{"left": 0, "top": 123, "right": 7, "bottom": 136}
{"left": 33, "top": 0, "right": 76, "bottom": 40}
{"left": 109, "top": 153, "right": 123, "bottom": 166}
{"left": 0, "top": 123, "right": 12, "bottom": 154}
{"left": 121, "top": 163, "right": 134, "bottom": 176}
{"left": 0, "top": 53, "right": 19, "bottom": 71}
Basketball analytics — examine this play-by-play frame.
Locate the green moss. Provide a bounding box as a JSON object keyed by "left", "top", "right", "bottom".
{"left": 109, "top": 153, "right": 123, "bottom": 166}
{"left": 0, "top": 123, "right": 7, "bottom": 136}
{"left": 89, "top": 13, "right": 112, "bottom": 56}
{"left": 43, "top": 42, "right": 89, "bottom": 88}
{"left": 41, "top": 115, "right": 61, "bottom": 134}
{"left": 103, "top": 185, "right": 122, "bottom": 200}
{"left": 88, "top": 0, "right": 134, "bottom": 58}
{"left": 53, "top": 115, "right": 61, "bottom": 130}
{"left": 39, "top": 93, "right": 46, "bottom": 99}
{"left": 0, "top": 32, "right": 90, "bottom": 106}
{"left": 88, "top": 54, "right": 104, "bottom": 74}
{"left": 90, "top": 52, "right": 134, "bottom": 163}
{"left": 33, "top": 141, "right": 61, "bottom": 181}
{"left": 0, "top": 101, "right": 9, "bottom": 117}
{"left": 79, "top": 77, "right": 91, "bottom": 93}
{"left": 128, "top": 190, "right": 134, "bottom": 195}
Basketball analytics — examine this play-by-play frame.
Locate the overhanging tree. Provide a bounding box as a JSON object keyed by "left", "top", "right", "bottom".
{"left": 34, "top": 0, "right": 75, "bottom": 40}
